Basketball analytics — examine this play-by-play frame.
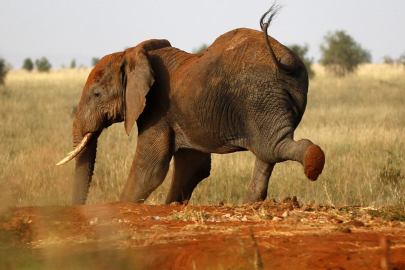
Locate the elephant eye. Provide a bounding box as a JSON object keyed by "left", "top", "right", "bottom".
{"left": 94, "top": 92, "right": 101, "bottom": 97}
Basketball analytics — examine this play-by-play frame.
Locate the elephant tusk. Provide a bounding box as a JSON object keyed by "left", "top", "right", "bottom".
{"left": 56, "top": 133, "right": 93, "bottom": 166}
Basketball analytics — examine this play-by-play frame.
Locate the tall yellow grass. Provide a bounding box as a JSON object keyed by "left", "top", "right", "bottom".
{"left": 1, "top": 64, "right": 404, "bottom": 207}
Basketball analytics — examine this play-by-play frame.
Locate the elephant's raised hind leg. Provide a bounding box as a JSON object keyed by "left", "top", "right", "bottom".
{"left": 120, "top": 123, "right": 173, "bottom": 203}
{"left": 243, "top": 157, "right": 275, "bottom": 204}
{"left": 165, "top": 149, "right": 211, "bottom": 204}
{"left": 276, "top": 138, "right": 325, "bottom": 181}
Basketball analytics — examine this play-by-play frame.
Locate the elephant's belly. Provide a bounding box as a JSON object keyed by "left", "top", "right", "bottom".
{"left": 173, "top": 127, "right": 247, "bottom": 154}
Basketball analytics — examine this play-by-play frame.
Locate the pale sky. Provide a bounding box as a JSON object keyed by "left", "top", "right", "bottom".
{"left": 1, "top": 0, "right": 404, "bottom": 68}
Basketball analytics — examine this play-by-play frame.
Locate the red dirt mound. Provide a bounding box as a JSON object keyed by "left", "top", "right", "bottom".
{"left": 1, "top": 199, "right": 405, "bottom": 269}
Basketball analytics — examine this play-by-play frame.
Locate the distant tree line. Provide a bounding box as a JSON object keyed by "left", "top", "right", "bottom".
{"left": 0, "top": 57, "right": 9, "bottom": 85}
{"left": 290, "top": 30, "right": 372, "bottom": 77}
{"left": 22, "top": 57, "right": 52, "bottom": 72}
{"left": 0, "top": 55, "right": 102, "bottom": 86}
{"left": 383, "top": 53, "right": 405, "bottom": 65}
{"left": 192, "top": 44, "right": 208, "bottom": 54}
{"left": 1, "top": 29, "right": 404, "bottom": 87}
{"left": 19, "top": 56, "right": 102, "bottom": 73}
{"left": 193, "top": 30, "right": 392, "bottom": 78}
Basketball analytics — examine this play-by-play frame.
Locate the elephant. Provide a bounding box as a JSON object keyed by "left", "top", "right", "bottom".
{"left": 57, "top": 5, "right": 325, "bottom": 205}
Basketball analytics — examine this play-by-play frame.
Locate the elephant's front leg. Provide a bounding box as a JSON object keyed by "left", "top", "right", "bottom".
{"left": 120, "top": 123, "right": 173, "bottom": 203}
{"left": 165, "top": 149, "right": 211, "bottom": 204}
{"left": 243, "top": 157, "right": 275, "bottom": 203}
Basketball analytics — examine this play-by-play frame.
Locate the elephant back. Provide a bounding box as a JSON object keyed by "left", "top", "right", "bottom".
{"left": 206, "top": 28, "right": 304, "bottom": 73}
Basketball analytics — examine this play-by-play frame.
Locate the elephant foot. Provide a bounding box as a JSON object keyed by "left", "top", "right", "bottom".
{"left": 304, "top": 145, "right": 325, "bottom": 181}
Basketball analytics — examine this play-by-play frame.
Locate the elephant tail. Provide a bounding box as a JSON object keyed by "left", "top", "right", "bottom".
{"left": 260, "top": 4, "right": 297, "bottom": 73}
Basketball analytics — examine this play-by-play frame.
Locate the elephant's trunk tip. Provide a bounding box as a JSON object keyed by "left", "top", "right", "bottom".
{"left": 56, "top": 133, "right": 93, "bottom": 166}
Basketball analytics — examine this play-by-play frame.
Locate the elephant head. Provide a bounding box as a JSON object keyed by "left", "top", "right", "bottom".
{"left": 57, "top": 39, "right": 171, "bottom": 204}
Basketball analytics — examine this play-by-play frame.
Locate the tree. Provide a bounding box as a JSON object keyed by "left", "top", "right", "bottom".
{"left": 22, "top": 58, "right": 34, "bottom": 71}
{"left": 289, "top": 44, "right": 315, "bottom": 78}
{"left": 383, "top": 56, "right": 394, "bottom": 65}
{"left": 0, "top": 57, "right": 9, "bottom": 85}
{"left": 320, "top": 30, "right": 371, "bottom": 76}
{"left": 35, "top": 57, "right": 52, "bottom": 72}
{"left": 192, "top": 44, "right": 208, "bottom": 54}
{"left": 91, "top": 57, "right": 100, "bottom": 67}
{"left": 70, "top": 59, "right": 76, "bottom": 69}
{"left": 397, "top": 52, "right": 405, "bottom": 67}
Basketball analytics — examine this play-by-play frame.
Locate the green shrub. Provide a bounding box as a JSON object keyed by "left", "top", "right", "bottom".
{"left": 22, "top": 58, "right": 34, "bottom": 71}
{"left": 289, "top": 44, "right": 315, "bottom": 78}
{"left": 320, "top": 30, "right": 371, "bottom": 76}
{"left": 70, "top": 59, "right": 76, "bottom": 69}
{"left": 35, "top": 57, "right": 52, "bottom": 72}
{"left": 397, "top": 52, "right": 405, "bottom": 67}
{"left": 383, "top": 56, "right": 394, "bottom": 65}
{"left": 192, "top": 44, "right": 208, "bottom": 54}
{"left": 91, "top": 57, "right": 100, "bottom": 67}
{"left": 0, "top": 57, "right": 9, "bottom": 85}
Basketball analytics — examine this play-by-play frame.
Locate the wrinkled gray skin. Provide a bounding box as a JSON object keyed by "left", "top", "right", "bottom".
{"left": 68, "top": 12, "right": 324, "bottom": 205}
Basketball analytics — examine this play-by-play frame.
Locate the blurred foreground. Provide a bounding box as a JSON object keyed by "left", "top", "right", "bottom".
{"left": 1, "top": 200, "right": 405, "bottom": 269}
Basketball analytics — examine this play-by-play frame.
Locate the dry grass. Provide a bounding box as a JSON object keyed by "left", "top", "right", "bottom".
{"left": 1, "top": 64, "right": 404, "bottom": 208}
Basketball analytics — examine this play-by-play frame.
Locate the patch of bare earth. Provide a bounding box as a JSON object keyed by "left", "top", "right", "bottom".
{"left": 1, "top": 198, "right": 405, "bottom": 270}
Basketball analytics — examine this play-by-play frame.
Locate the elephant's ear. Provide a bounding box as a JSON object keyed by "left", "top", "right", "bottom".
{"left": 123, "top": 47, "right": 155, "bottom": 136}
{"left": 123, "top": 39, "right": 171, "bottom": 136}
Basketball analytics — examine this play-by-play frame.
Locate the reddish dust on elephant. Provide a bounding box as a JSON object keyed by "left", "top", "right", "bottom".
{"left": 57, "top": 5, "right": 324, "bottom": 206}
{"left": 1, "top": 200, "right": 405, "bottom": 269}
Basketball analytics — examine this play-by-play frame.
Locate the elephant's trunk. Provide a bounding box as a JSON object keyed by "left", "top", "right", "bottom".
{"left": 71, "top": 130, "right": 100, "bottom": 205}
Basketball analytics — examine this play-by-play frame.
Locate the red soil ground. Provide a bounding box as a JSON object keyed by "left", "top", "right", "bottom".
{"left": 1, "top": 198, "right": 405, "bottom": 270}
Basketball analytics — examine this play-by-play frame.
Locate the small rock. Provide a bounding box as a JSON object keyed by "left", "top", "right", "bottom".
{"left": 241, "top": 215, "right": 248, "bottom": 222}
{"left": 89, "top": 218, "right": 98, "bottom": 225}
{"left": 389, "top": 221, "right": 400, "bottom": 227}
{"left": 276, "top": 211, "right": 285, "bottom": 216}
{"left": 169, "top": 202, "right": 180, "bottom": 206}
{"left": 303, "top": 205, "right": 314, "bottom": 212}
{"left": 282, "top": 211, "right": 289, "bottom": 218}
{"left": 343, "top": 220, "right": 364, "bottom": 227}
{"left": 282, "top": 202, "right": 295, "bottom": 211}
{"left": 266, "top": 198, "right": 277, "bottom": 205}
{"left": 339, "top": 227, "right": 351, "bottom": 233}
{"left": 181, "top": 224, "right": 208, "bottom": 231}
{"left": 152, "top": 216, "right": 161, "bottom": 220}
{"left": 115, "top": 218, "right": 131, "bottom": 223}
{"left": 151, "top": 225, "right": 170, "bottom": 230}
{"left": 272, "top": 216, "right": 283, "bottom": 221}
{"left": 281, "top": 196, "right": 300, "bottom": 208}
{"left": 208, "top": 217, "right": 220, "bottom": 222}
{"left": 182, "top": 200, "right": 189, "bottom": 206}
{"left": 332, "top": 219, "right": 344, "bottom": 225}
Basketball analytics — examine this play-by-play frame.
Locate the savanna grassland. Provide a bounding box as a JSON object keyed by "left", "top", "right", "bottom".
{"left": 0, "top": 64, "right": 404, "bottom": 209}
